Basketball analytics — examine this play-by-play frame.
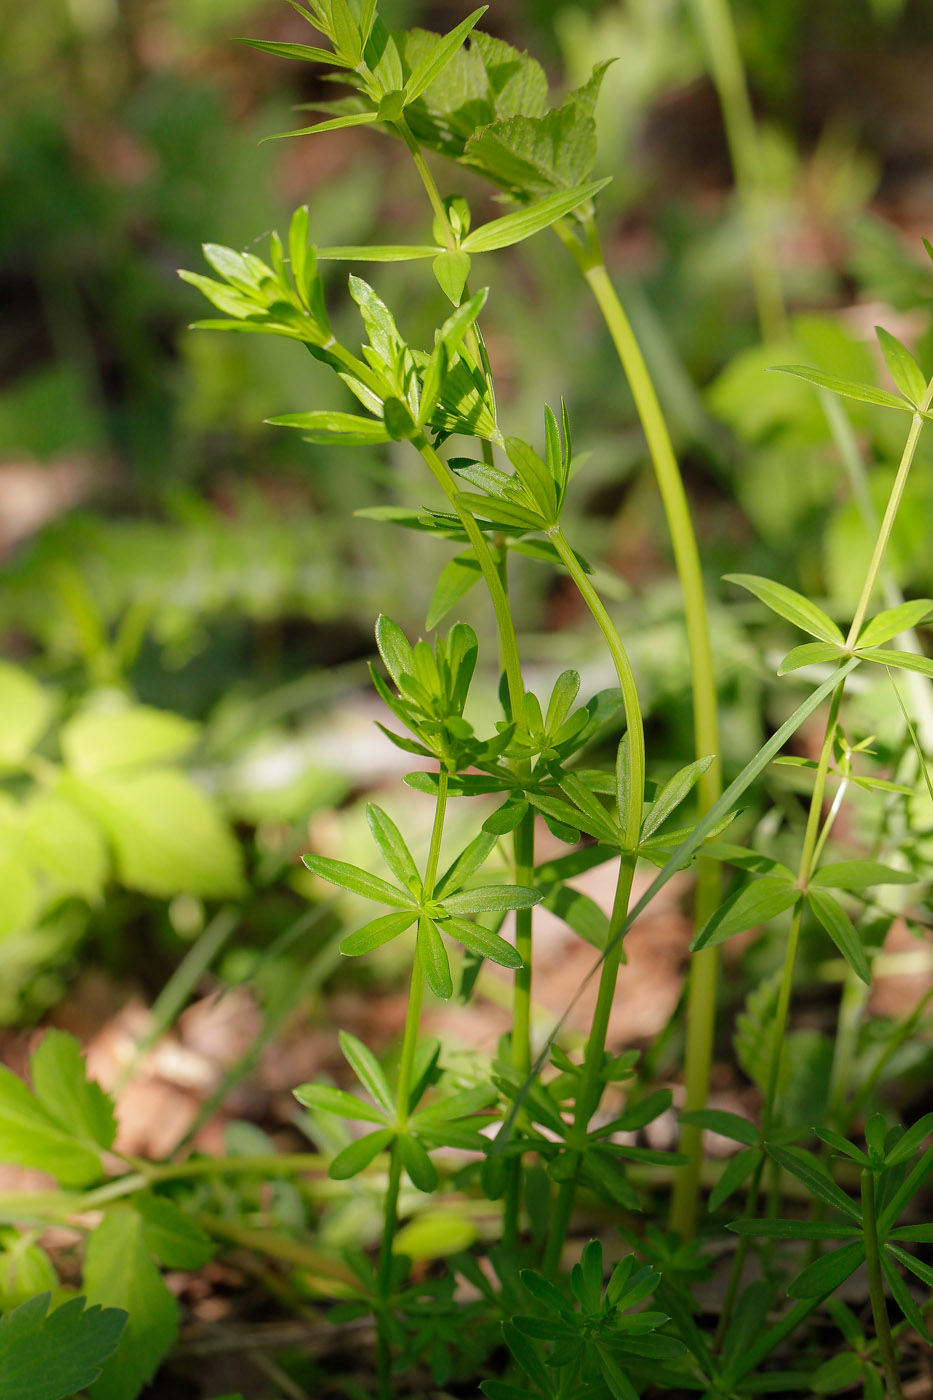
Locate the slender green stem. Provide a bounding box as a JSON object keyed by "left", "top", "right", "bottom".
{"left": 862, "top": 1171, "right": 906, "bottom": 1400}
{"left": 413, "top": 433, "right": 524, "bottom": 720}
{"left": 687, "top": 0, "right": 787, "bottom": 343}
{"left": 553, "top": 218, "right": 723, "bottom": 1237}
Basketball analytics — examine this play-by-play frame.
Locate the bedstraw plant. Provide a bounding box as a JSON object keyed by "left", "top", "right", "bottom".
{"left": 2, "top": 3, "right": 932, "bottom": 1398}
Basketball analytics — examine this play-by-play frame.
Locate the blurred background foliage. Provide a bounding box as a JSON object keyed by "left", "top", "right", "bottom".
{"left": 2, "top": 0, "right": 933, "bottom": 1036}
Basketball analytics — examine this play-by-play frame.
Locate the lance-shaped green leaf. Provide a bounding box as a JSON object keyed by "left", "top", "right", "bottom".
{"left": 293, "top": 1083, "right": 387, "bottom": 1124}
{"left": 316, "top": 243, "right": 440, "bottom": 261}
{"left": 876, "top": 326, "right": 927, "bottom": 406}
{"left": 772, "top": 364, "right": 914, "bottom": 413}
{"left": 267, "top": 409, "right": 390, "bottom": 444}
{"left": 881, "top": 1251, "right": 933, "bottom": 1342}
{"left": 339, "top": 910, "right": 417, "bottom": 956}
{"left": 806, "top": 888, "right": 871, "bottom": 984}
{"left": 262, "top": 110, "right": 379, "bottom": 143}
{"left": 442, "top": 884, "right": 542, "bottom": 914}
{"left": 365, "top": 805, "right": 421, "bottom": 894}
{"left": 461, "top": 179, "right": 611, "bottom": 253}
{"left": 453, "top": 490, "right": 544, "bottom": 532}
{"left": 857, "top": 599, "right": 933, "bottom": 649}
{"left": 778, "top": 641, "right": 847, "bottom": 675}
{"left": 691, "top": 875, "right": 800, "bottom": 952}
{"left": 433, "top": 249, "right": 471, "bottom": 304}
{"left": 442, "top": 914, "right": 522, "bottom": 969}
{"left": 235, "top": 37, "right": 354, "bottom": 68}
{"left": 710, "top": 1146, "right": 759, "bottom": 1211}
{"left": 398, "top": 1131, "right": 438, "bottom": 1192}
{"left": 329, "top": 1128, "right": 395, "bottom": 1179}
{"left": 404, "top": 7, "right": 488, "bottom": 104}
{"left": 425, "top": 552, "right": 482, "bottom": 629}
{"left": 640, "top": 756, "right": 716, "bottom": 840}
{"left": 766, "top": 1144, "right": 862, "bottom": 1221}
{"left": 882, "top": 1112, "right": 933, "bottom": 1167}
{"left": 434, "top": 831, "right": 498, "bottom": 900}
{"left": 724, "top": 573, "right": 844, "bottom": 644}
{"left": 417, "top": 917, "right": 453, "bottom": 999}
{"left": 857, "top": 646, "right": 933, "bottom": 677}
{"left": 678, "top": 1108, "right": 759, "bottom": 1147}
{"left": 787, "top": 1241, "right": 866, "bottom": 1299}
{"left": 810, "top": 860, "right": 912, "bottom": 890}
{"left": 338, "top": 1030, "right": 393, "bottom": 1113}
{"left": 728, "top": 1219, "right": 861, "bottom": 1240}
{"left": 301, "top": 853, "right": 416, "bottom": 908}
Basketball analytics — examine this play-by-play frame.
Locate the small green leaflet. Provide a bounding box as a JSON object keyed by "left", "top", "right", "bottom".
{"left": 691, "top": 876, "right": 800, "bottom": 952}
{"left": 460, "top": 179, "right": 611, "bottom": 252}
{"left": 856, "top": 599, "right": 932, "bottom": 648}
{"left": 777, "top": 641, "right": 846, "bottom": 675}
{"left": 809, "top": 859, "right": 912, "bottom": 890}
{"left": 0, "top": 1294, "right": 126, "bottom": 1400}
{"left": 404, "top": 7, "right": 487, "bottom": 104}
{"left": 724, "top": 574, "right": 844, "bottom": 644}
{"left": 875, "top": 326, "right": 928, "bottom": 407}
{"left": 857, "top": 647, "right": 933, "bottom": 678}
{"left": 807, "top": 887, "right": 871, "bottom": 984}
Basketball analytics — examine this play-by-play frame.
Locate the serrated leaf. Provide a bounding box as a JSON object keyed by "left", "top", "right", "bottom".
{"left": 772, "top": 364, "right": 913, "bottom": 412}
{"left": 84, "top": 1209, "right": 179, "bottom": 1400}
{"left": 876, "top": 326, "right": 927, "bottom": 406}
{"left": 23, "top": 790, "right": 108, "bottom": 902}
{"left": 857, "top": 646, "right": 933, "bottom": 677}
{"left": 725, "top": 573, "right": 844, "bottom": 644}
{"left": 0, "top": 1064, "right": 104, "bottom": 1187}
{"left": 807, "top": 888, "right": 871, "bottom": 984}
{"left": 777, "top": 642, "right": 847, "bottom": 675}
{"left": 857, "top": 599, "right": 933, "bottom": 648}
{"left": 0, "top": 1293, "right": 126, "bottom": 1400}
{"left": 135, "top": 1194, "right": 214, "bottom": 1270}
{"left": 461, "top": 179, "right": 611, "bottom": 253}
{"left": 301, "top": 853, "right": 415, "bottom": 908}
{"left": 691, "top": 876, "right": 800, "bottom": 952}
{"left": 810, "top": 860, "right": 912, "bottom": 890}
{"left": 339, "top": 911, "right": 417, "bottom": 956}
{"left": 30, "top": 1030, "right": 115, "bottom": 1152}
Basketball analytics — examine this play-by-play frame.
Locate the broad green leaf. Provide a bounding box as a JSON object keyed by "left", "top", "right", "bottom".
{"left": 766, "top": 1145, "right": 862, "bottom": 1221}
{"left": 338, "top": 1030, "right": 393, "bottom": 1113}
{"left": 810, "top": 860, "right": 912, "bottom": 890}
{"left": 0, "top": 1238, "right": 58, "bottom": 1310}
{"left": 405, "top": 8, "right": 487, "bottom": 103}
{"left": 777, "top": 642, "right": 846, "bottom": 675}
{"left": 266, "top": 409, "right": 389, "bottom": 444}
{"left": 787, "top": 1240, "right": 865, "bottom": 1299}
{"left": 135, "top": 1194, "right": 214, "bottom": 1270}
{"left": 235, "top": 38, "right": 353, "bottom": 68}
{"left": 315, "top": 244, "right": 439, "bottom": 261}
{"left": 857, "top": 646, "right": 933, "bottom": 677}
{"left": 876, "top": 326, "right": 927, "bottom": 406}
{"left": 69, "top": 770, "right": 245, "bottom": 899}
{"left": 366, "top": 805, "right": 420, "bottom": 892}
{"left": 724, "top": 574, "right": 844, "bottom": 644}
{"left": 640, "top": 756, "right": 715, "bottom": 840}
{"left": 329, "top": 1128, "right": 394, "bottom": 1179}
{"left": 443, "top": 914, "right": 522, "bottom": 969}
{"left": 301, "top": 853, "right": 415, "bottom": 908}
{"left": 807, "top": 888, "right": 871, "bottom": 984}
{"left": 442, "top": 884, "right": 541, "bottom": 914}
{"left": 0, "top": 665, "right": 53, "bottom": 769}
{"left": 691, "top": 876, "right": 800, "bottom": 952}
{"left": 0, "top": 1064, "right": 104, "bottom": 1186}
{"left": 0, "top": 1294, "right": 126, "bottom": 1400}
{"left": 22, "top": 790, "right": 108, "bottom": 902}
{"left": 394, "top": 1210, "right": 476, "bottom": 1259}
{"left": 398, "top": 1132, "right": 437, "bottom": 1192}
{"left": 29, "top": 1031, "right": 115, "bottom": 1151}
{"left": 678, "top": 1109, "right": 759, "bottom": 1147}
{"left": 339, "top": 911, "right": 417, "bottom": 955}
{"left": 293, "top": 1083, "right": 387, "bottom": 1124}
{"left": 461, "top": 179, "right": 611, "bottom": 253}
{"left": 417, "top": 917, "right": 453, "bottom": 999}
{"left": 60, "top": 705, "right": 198, "bottom": 778}
{"left": 262, "top": 111, "right": 378, "bottom": 142}
{"left": 772, "top": 365, "right": 913, "bottom": 413}
{"left": 426, "top": 552, "right": 482, "bottom": 630}
{"left": 84, "top": 1209, "right": 179, "bottom": 1400}
{"left": 857, "top": 599, "right": 933, "bottom": 648}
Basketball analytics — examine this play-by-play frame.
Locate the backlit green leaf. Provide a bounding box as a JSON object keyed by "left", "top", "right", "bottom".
{"left": 266, "top": 409, "right": 390, "bottom": 444}
{"left": 857, "top": 599, "right": 933, "bottom": 648}
{"left": 876, "top": 326, "right": 927, "bottom": 406}
{"left": 339, "top": 911, "right": 417, "bottom": 956}
{"left": 777, "top": 642, "right": 846, "bottom": 675}
{"left": 461, "top": 179, "right": 611, "bottom": 253}
{"left": 857, "top": 647, "right": 933, "bottom": 677}
{"left": 301, "top": 853, "right": 415, "bottom": 908}
{"left": 404, "top": 8, "right": 488, "bottom": 104}
{"left": 29, "top": 1031, "right": 115, "bottom": 1152}
{"left": 772, "top": 364, "right": 913, "bottom": 413}
{"left": 724, "top": 574, "right": 844, "bottom": 644}
{"left": 0, "top": 665, "right": 53, "bottom": 770}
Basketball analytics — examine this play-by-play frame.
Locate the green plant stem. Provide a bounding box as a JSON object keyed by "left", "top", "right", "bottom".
{"left": 687, "top": 0, "right": 787, "bottom": 343}
{"left": 861, "top": 1170, "right": 906, "bottom": 1400}
{"left": 552, "top": 216, "right": 723, "bottom": 1238}
{"left": 542, "top": 858, "right": 636, "bottom": 1278}
{"left": 374, "top": 769, "right": 446, "bottom": 1400}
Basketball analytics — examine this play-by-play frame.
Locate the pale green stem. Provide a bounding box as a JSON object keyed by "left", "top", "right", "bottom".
{"left": 552, "top": 217, "right": 724, "bottom": 1237}
{"left": 861, "top": 1170, "right": 906, "bottom": 1399}
{"left": 688, "top": 0, "right": 787, "bottom": 343}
